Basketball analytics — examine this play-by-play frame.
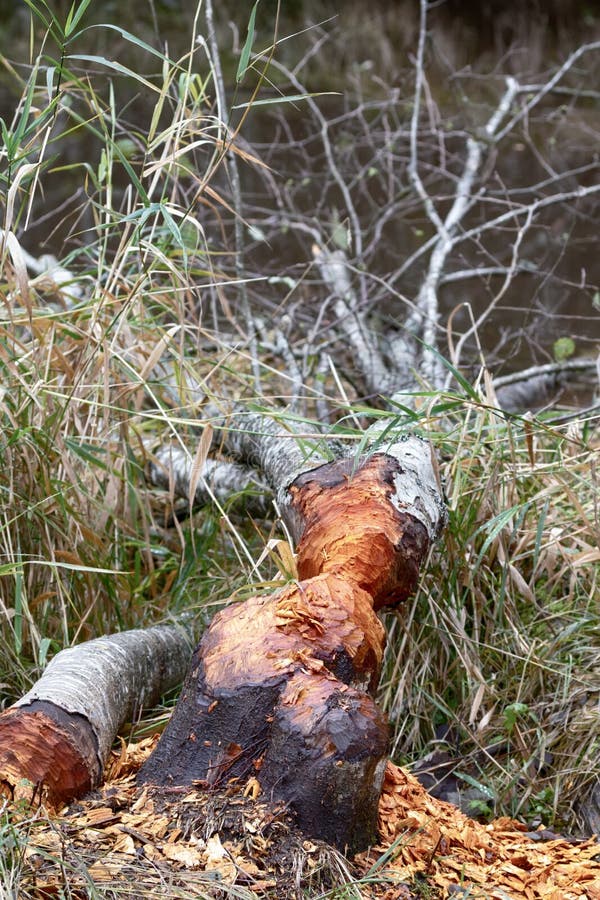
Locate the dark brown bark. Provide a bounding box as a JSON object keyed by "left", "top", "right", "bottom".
{"left": 140, "top": 450, "right": 442, "bottom": 852}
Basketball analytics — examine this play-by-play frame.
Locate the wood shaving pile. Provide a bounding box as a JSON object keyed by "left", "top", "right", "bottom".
{"left": 364, "top": 762, "right": 600, "bottom": 899}
{"left": 10, "top": 738, "right": 600, "bottom": 899}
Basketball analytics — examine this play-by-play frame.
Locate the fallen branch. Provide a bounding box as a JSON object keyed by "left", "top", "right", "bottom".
{"left": 148, "top": 443, "right": 272, "bottom": 518}
{"left": 493, "top": 357, "right": 599, "bottom": 411}
{"left": 0, "top": 623, "right": 192, "bottom": 807}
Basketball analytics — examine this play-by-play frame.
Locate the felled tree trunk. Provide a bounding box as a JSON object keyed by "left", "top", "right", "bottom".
{"left": 140, "top": 417, "right": 446, "bottom": 852}
{"left": 0, "top": 624, "right": 192, "bottom": 807}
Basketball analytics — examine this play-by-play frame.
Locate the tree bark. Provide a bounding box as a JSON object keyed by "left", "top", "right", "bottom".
{"left": 147, "top": 443, "right": 272, "bottom": 518}
{"left": 0, "top": 623, "right": 192, "bottom": 807}
{"left": 492, "top": 357, "right": 599, "bottom": 411}
{"left": 139, "top": 419, "right": 446, "bottom": 852}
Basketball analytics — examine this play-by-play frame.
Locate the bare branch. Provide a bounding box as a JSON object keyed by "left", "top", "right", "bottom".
{"left": 313, "top": 245, "right": 394, "bottom": 397}
{"left": 268, "top": 58, "right": 364, "bottom": 275}
{"left": 408, "top": 0, "right": 445, "bottom": 237}
{"left": 493, "top": 357, "right": 599, "bottom": 411}
{"left": 413, "top": 76, "right": 520, "bottom": 389}
{"left": 148, "top": 444, "right": 272, "bottom": 517}
{"left": 495, "top": 42, "right": 600, "bottom": 142}
{"left": 446, "top": 205, "right": 534, "bottom": 382}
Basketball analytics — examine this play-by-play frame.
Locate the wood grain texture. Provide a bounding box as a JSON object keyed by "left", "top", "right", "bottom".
{"left": 0, "top": 702, "right": 97, "bottom": 806}
{"left": 0, "top": 624, "right": 192, "bottom": 807}
{"left": 141, "top": 447, "right": 443, "bottom": 851}
{"left": 292, "top": 454, "right": 430, "bottom": 608}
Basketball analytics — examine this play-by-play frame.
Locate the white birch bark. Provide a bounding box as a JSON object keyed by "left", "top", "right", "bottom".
{"left": 12, "top": 623, "right": 192, "bottom": 775}
{"left": 312, "top": 247, "right": 395, "bottom": 397}
{"left": 493, "top": 358, "right": 599, "bottom": 411}
{"left": 364, "top": 424, "right": 447, "bottom": 542}
{"left": 148, "top": 445, "right": 272, "bottom": 517}
{"left": 221, "top": 410, "right": 337, "bottom": 542}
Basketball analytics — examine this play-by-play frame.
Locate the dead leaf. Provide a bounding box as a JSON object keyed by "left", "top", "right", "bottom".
{"left": 205, "top": 833, "right": 237, "bottom": 883}
{"left": 160, "top": 841, "right": 204, "bottom": 868}
{"left": 243, "top": 777, "right": 261, "bottom": 800}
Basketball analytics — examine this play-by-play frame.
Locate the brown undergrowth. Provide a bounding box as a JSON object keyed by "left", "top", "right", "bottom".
{"left": 4, "top": 737, "right": 599, "bottom": 900}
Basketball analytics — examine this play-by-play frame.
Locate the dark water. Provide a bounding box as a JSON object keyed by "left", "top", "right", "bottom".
{"left": 1, "top": 0, "right": 599, "bottom": 379}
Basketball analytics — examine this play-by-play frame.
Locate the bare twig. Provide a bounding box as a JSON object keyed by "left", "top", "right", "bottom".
{"left": 312, "top": 245, "right": 393, "bottom": 397}
{"left": 205, "top": 0, "right": 262, "bottom": 392}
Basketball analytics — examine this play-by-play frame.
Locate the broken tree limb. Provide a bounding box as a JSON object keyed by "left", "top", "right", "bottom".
{"left": 492, "top": 357, "right": 599, "bottom": 411}
{"left": 0, "top": 623, "right": 192, "bottom": 807}
{"left": 312, "top": 246, "right": 395, "bottom": 398}
{"left": 139, "top": 415, "right": 446, "bottom": 852}
{"left": 147, "top": 443, "right": 273, "bottom": 518}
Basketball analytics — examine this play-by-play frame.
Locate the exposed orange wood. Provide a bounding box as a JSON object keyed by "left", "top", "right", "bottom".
{"left": 292, "top": 455, "right": 429, "bottom": 607}
{"left": 141, "top": 451, "right": 438, "bottom": 850}
{"left": 0, "top": 704, "right": 96, "bottom": 807}
{"left": 199, "top": 572, "right": 385, "bottom": 691}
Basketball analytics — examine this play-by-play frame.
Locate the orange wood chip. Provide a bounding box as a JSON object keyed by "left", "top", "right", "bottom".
{"left": 360, "top": 762, "right": 600, "bottom": 899}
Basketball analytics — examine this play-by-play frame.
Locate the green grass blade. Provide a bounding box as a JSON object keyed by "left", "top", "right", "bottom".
{"left": 20, "top": 0, "right": 60, "bottom": 36}
{"left": 71, "top": 23, "right": 171, "bottom": 64}
{"left": 232, "top": 91, "right": 339, "bottom": 109}
{"left": 63, "top": 0, "right": 94, "bottom": 38}
{"left": 66, "top": 55, "right": 161, "bottom": 94}
{"left": 236, "top": 0, "right": 260, "bottom": 84}
{"left": 13, "top": 63, "right": 38, "bottom": 148}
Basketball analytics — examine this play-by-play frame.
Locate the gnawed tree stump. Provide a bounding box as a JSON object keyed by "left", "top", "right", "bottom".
{"left": 140, "top": 418, "right": 446, "bottom": 851}
{"left": 0, "top": 624, "right": 192, "bottom": 807}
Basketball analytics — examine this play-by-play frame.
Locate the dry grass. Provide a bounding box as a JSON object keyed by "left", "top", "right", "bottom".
{"left": 380, "top": 399, "right": 599, "bottom": 830}
{"left": 0, "top": 1, "right": 599, "bottom": 897}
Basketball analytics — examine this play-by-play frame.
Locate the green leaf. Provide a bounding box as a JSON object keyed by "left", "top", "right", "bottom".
{"left": 160, "top": 204, "right": 185, "bottom": 251}
{"left": 236, "top": 0, "right": 259, "bottom": 84}
{"left": 70, "top": 23, "right": 171, "bottom": 64}
{"left": 64, "top": 0, "right": 94, "bottom": 38}
{"left": 232, "top": 91, "right": 339, "bottom": 109}
{"left": 454, "top": 771, "right": 495, "bottom": 800}
{"left": 0, "top": 118, "right": 13, "bottom": 156}
{"left": 66, "top": 55, "right": 160, "bottom": 94}
{"left": 0, "top": 563, "right": 24, "bottom": 576}
{"left": 38, "top": 636, "right": 52, "bottom": 667}
{"left": 331, "top": 215, "right": 349, "bottom": 250}
{"left": 65, "top": 437, "right": 109, "bottom": 471}
{"left": 13, "top": 62, "right": 38, "bottom": 147}
{"left": 29, "top": 560, "right": 127, "bottom": 575}
{"left": 473, "top": 504, "right": 527, "bottom": 563}
{"left": 503, "top": 702, "right": 529, "bottom": 734}
{"left": 112, "top": 140, "right": 149, "bottom": 205}
{"left": 98, "top": 147, "right": 108, "bottom": 183}
{"left": 433, "top": 350, "right": 482, "bottom": 401}
{"left": 553, "top": 336, "right": 575, "bottom": 362}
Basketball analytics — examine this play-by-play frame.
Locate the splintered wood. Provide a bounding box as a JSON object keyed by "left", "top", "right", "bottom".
{"left": 10, "top": 739, "right": 600, "bottom": 899}
{"left": 366, "top": 762, "right": 600, "bottom": 900}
